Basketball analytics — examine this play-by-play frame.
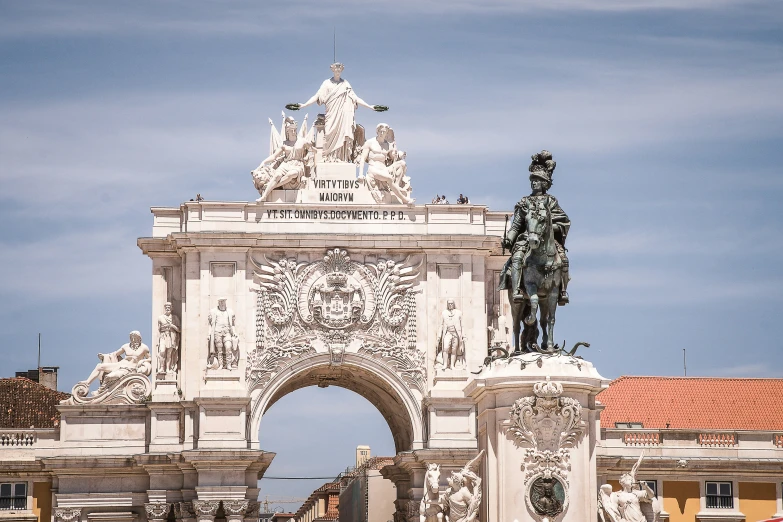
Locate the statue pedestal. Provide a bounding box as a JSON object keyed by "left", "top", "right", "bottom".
{"left": 202, "top": 368, "right": 243, "bottom": 397}
{"left": 153, "top": 377, "right": 180, "bottom": 402}
{"left": 465, "top": 354, "right": 608, "bottom": 522}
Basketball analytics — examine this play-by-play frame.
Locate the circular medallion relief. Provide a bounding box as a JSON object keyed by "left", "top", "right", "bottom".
{"left": 529, "top": 476, "right": 566, "bottom": 518}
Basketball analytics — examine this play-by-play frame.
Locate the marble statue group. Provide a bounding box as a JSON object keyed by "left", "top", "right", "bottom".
{"left": 251, "top": 63, "right": 413, "bottom": 205}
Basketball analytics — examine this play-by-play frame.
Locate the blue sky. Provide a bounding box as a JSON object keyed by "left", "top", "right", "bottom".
{"left": 2, "top": 0, "right": 782, "bottom": 504}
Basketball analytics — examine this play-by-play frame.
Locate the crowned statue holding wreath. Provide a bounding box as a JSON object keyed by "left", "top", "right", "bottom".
{"left": 287, "top": 62, "right": 387, "bottom": 163}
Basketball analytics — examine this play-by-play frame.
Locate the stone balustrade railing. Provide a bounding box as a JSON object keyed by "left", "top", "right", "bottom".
{"left": 0, "top": 431, "right": 37, "bottom": 447}
{"left": 622, "top": 431, "right": 661, "bottom": 446}
{"left": 698, "top": 432, "right": 736, "bottom": 446}
{"left": 774, "top": 434, "right": 783, "bottom": 448}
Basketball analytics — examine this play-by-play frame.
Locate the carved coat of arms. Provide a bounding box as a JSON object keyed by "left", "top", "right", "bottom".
{"left": 508, "top": 378, "right": 583, "bottom": 521}
{"left": 247, "top": 248, "right": 424, "bottom": 393}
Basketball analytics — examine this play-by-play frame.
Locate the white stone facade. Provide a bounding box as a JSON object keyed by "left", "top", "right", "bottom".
{"left": 2, "top": 186, "right": 609, "bottom": 522}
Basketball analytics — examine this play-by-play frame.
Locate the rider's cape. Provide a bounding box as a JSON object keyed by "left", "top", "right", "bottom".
{"left": 498, "top": 194, "right": 570, "bottom": 291}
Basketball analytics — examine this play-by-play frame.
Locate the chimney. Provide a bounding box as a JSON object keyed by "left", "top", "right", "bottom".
{"left": 15, "top": 367, "right": 59, "bottom": 390}
{"left": 39, "top": 367, "right": 59, "bottom": 390}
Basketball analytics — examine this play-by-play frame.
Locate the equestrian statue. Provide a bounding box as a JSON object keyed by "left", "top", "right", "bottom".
{"left": 499, "top": 150, "right": 571, "bottom": 353}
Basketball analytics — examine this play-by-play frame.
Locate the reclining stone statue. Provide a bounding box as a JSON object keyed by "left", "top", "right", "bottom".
{"left": 62, "top": 331, "right": 152, "bottom": 405}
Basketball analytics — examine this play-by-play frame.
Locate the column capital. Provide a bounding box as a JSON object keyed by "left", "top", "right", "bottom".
{"left": 192, "top": 500, "right": 220, "bottom": 522}
{"left": 222, "top": 500, "right": 249, "bottom": 522}
{"left": 54, "top": 508, "right": 82, "bottom": 522}
{"left": 145, "top": 502, "right": 172, "bottom": 521}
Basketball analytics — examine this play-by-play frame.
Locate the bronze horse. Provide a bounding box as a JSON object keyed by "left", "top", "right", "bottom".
{"left": 508, "top": 199, "right": 565, "bottom": 353}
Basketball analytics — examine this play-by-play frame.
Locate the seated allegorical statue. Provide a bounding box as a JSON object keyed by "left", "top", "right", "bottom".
{"left": 357, "top": 123, "right": 413, "bottom": 205}
{"left": 251, "top": 115, "right": 315, "bottom": 202}
{"left": 77, "top": 331, "right": 152, "bottom": 395}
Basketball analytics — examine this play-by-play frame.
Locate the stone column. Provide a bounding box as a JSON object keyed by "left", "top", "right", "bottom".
{"left": 222, "top": 500, "right": 248, "bottom": 522}
{"left": 191, "top": 501, "right": 220, "bottom": 522}
{"left": 174, "top": 502, "right": 196, "bottom": 522}
{"left": 145, "top": 503, "right": 171, "bottom": 522}
{"left": 54, "top": 508, "right": 82, "bottom": 522}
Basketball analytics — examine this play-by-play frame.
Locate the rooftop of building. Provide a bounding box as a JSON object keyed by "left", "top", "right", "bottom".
{"left": 0, "top": 377, "right": 70, "bottom": 429}
{"left": 599, "top": 376, "right": 783, "bottom": 431}
{"left": 292, "top": 482, "right": 340, "bottom": 521}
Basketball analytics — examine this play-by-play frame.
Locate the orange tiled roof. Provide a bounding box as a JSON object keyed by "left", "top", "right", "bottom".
{"left": 0, "top": 378, "right": 70, "bottom": 429}
{"left": 599, "top": 376, "right": 783, "bottom": 431}
{"left": 322, "top": 492, "right": 339, "bottom": 519}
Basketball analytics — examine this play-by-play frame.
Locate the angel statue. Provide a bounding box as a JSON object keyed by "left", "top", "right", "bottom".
{"left": 443, "top": 450, "right": 485, "bottom": 522}
{"left": 598, "top": 452, "right": 662, "bottom": 522}
{"left": 251, "top": 113, "right": 315, "bottom": 202}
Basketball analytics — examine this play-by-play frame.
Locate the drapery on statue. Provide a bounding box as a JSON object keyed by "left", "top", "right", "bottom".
{"left": 499, "top": 150, "right": 571, "bottom": 353}
{"left": 63, "top": 331, "right": 153, "bottom": 405}
{"left": 156, "top": 301, "right": 180, "bottom": 376}
{"left": 443, "top": 450, "right": 485, "bottom": 522}
{"left": 598, "top": 452, "right": 662, "bottom": 522}
{"left": 207, "top": 297, "right": 238, "bottom": 370}
{"left": 252, "top": 114, "right": 315, "bottom": 202}
{"left": 78, "top": 331, "right": 152, "bottom": 391}
{"left": 288, "top": 63, "right": 387, "bottom": 162}
{"left": 358, "top": 123, "right": 413, "bottom": 205}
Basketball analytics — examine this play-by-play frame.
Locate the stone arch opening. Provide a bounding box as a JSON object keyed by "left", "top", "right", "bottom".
{"left": 248, "top": 353, "right": 424, "bottom": 453}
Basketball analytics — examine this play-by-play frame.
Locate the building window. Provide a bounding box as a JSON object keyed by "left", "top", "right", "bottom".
{"left": 706, "top": 481, "right": 733, "bottom": 509}
{"left": 615, "top": 422, "right": 643, "bottom": 429}
{"left": 640, "top": 480, "right": 657, "bottom": 497}
{"left": 0, "top": 483, "right": 27, "bottom": 510}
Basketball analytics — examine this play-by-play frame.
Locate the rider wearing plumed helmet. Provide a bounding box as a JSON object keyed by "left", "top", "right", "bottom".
{"left": 499, "top": 150, "right": 571, "bottom": 305}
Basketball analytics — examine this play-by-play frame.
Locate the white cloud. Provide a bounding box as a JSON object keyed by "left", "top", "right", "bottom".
{"left": 0, "top": 0, "right": 771, "bottom": 41}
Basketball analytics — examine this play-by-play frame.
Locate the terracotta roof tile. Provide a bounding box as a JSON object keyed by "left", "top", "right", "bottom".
{"left": 0, "top": 378, "right": 70, "bottom": 429}
{"left": 598, "top": 376, "right": 783, "bottom": 431}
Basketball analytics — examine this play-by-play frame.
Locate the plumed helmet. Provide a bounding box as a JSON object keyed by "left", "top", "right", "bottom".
{"left": 529, "top": 150, "right": 556, "bottom": 184}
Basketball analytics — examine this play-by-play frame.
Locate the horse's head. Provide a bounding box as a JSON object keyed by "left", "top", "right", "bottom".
{"left": 424, "top": 463, "right": 441, "bottom": 493}
{"left": 525, "top": 201, "right": 550, "bottom": 251}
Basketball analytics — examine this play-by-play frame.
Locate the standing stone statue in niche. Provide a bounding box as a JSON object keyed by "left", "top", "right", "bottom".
{"left": 157, "top": 302, "right": 180, "bottom": 377}
{"left": 358, "top": 123, "right": 414, "bottom": 205}
{"left": 251, "top": 115, "right": 316, "bottom": 202}
{"left": 436, "top": 299, "right": 465, "bottom": 370}
{"left": 207, "top": 297, "right": 239, "bottom": 370}
{"left": 598, "top": 452, "right": 662, "bottom": 522}
{"left": 499, "top": 150, "right": 571, "bottom": 353}
{"left": 288, "top": 63, "right": 387, "bottom": 162}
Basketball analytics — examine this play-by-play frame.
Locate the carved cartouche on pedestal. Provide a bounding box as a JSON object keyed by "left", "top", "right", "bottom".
{"left": 508, "top": 378, "right": 583, "bottom": 522}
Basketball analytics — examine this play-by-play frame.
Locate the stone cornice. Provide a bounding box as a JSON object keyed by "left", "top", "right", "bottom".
{"left": 138, "top": 233, "right": 497, "bottom": 255}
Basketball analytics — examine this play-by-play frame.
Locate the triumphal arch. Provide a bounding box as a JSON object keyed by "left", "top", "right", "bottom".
{"left": 49, "top": 65, "right": 613, "bottom": 522}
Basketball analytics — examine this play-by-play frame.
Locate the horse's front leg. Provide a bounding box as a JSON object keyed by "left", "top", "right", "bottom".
{"left": 524, "top": 281, "right": 539, "bottom": 326}
{"left": 543, "top": 288, "right": 559, "bottom": 352}
{"left": 508, "top": 289, "right": 522, "bottom": 353}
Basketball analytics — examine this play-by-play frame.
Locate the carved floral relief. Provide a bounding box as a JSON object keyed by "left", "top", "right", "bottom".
{"left": 247, "top": 249, "right": 424, "bottom": 393}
